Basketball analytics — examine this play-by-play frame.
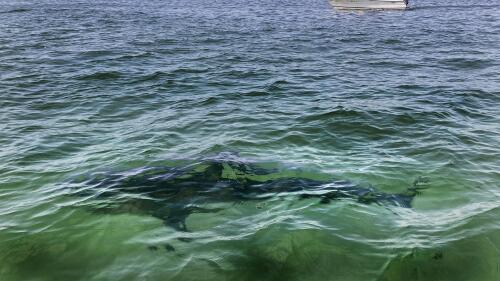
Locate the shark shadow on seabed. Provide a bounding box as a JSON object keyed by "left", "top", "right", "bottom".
{"left": 72, "top": 152, "right": 429, "bottom": 233}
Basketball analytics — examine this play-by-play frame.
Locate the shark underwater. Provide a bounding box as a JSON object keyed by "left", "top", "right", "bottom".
{"left": 76, "top": 152, "right": 427, "bottom": 232}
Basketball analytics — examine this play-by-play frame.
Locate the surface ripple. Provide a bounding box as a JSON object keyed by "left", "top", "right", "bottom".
{"left": 0, "top": 0, "right": 499, "bottom": 280}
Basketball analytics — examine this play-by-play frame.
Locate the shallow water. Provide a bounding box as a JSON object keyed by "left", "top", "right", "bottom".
{"left": 1, "top": 0, "right": 499, "bottom": 280}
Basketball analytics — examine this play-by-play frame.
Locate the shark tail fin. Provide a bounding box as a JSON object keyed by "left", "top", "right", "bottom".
{"left": 406, "top": 176, "right": 431, "bottom": 197}
{"left": 387, "top": 177, "right": 431, "bottom": 208}
{"left": 393, "top": 195, "right": 413, "bottom": 208}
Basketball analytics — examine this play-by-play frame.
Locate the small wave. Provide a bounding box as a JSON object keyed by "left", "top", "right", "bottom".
{"left": 275, "top": 132, "right": 311, "bottom": 146}
{"left": 116, "top": 52, "right": 153, "bottom": 60}
{"left": 368, "top": 60, "right": 421, "bottom": 69}
{"left": 196, "top": 37, "right": 226, "bottom": 44}
{"left": 77, "top": 71, "right": 122, "bottom": 80}
{"left": 219, "top": 69, "right": 271, "bottom": 79}
{"left": 238, "top": 90, "right": 270, "bottom": 97}
{"left": 171, "top": 67, "right": 209, "bottom": 74}
{"left": 155, "top": 38, "right": 179, "bottom": 45}
{"left": 379, "top": 38, "right": 403, "bottom": 45}
{"left": 196, "top": 96, "right": 220, "bottom": 106}
{"left": 129, "top": 71, "right": 168, "bottom": 83}
{"left": 453, "top": 106, "right": 489, "bottom": 119}
{"left": 439, "top": 58, "right": 494, "bottom": 70}
{"left": 78, "top": 50, "right": 115, "bottom": 58}
{"left": 300, "top": 107, "right": 368, "bottom": 122}
{"left": 396, "top": 84, "right": 426, "bottom": 90}
{"left": 13, "top": 141, "right": 89, "bottom": 166}
{"left": 338, "top": 36, "right": 365, "bottom": 43}
{"left": 2, "top": 8, "right": 31, "bottom": 14}
{"left": 266, "top": 80, "right": 292, "bottom": 92}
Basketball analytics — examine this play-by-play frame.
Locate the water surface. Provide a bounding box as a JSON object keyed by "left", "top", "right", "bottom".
{"left": 1, "top": 0, "right": 499, "bottom": 280}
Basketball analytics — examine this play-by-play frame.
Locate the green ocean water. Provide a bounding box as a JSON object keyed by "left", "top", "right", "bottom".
{"left": 1, "top": 0, "right": 499, "bottom": 280}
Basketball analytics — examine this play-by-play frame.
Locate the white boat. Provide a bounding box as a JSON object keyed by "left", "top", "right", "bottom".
{"left": 330, "top": 0, "right": 408, "bottom": 10}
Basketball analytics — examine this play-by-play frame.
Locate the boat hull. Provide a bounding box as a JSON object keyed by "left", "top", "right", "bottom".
{"left": 330, "top": 0, "right": 408, "bottom": 10}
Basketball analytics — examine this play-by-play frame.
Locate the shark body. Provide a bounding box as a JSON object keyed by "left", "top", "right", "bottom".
{"left": 79, "top": 153, "right": 426, "bottom": 232}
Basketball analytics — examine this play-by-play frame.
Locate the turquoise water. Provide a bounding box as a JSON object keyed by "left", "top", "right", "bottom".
{"left": 1, "top": 0, "right": 499, "bottom": 280}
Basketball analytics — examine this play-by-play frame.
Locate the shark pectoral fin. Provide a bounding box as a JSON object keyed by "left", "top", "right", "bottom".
{"left": 319, "top": 196, "right": 331, "bottom": 204}
{"left": 164, "top": 216, "right": 188, "bottom": 232}
{"left": 163, "top": 205, "right": 224, "bottom": 232}
{"left": 162, "top": 205, "right": 192, "bottom": 232}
